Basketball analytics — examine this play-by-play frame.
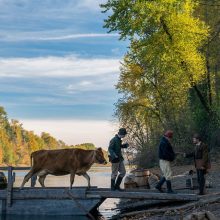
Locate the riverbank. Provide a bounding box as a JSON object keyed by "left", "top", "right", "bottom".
{"left": 115, "top": 162, "right": 220, "bottom": 220}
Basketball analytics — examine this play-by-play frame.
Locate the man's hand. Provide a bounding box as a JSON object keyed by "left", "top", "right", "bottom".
{"left": 111, "top": 156, "right": 120, "bottom": 163}
{"left": 122, "top": 143, "right": 129, "bottom": 148}
{"left": 124, "top": 143, "right": 129, "bottom": 148}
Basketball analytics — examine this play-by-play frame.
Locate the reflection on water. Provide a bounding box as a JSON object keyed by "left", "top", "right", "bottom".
{"left": 4, "top": 166, "right": 122, "bottom": 220}
{"left": 98, "top": 198, "right": 121, "bottom": 219}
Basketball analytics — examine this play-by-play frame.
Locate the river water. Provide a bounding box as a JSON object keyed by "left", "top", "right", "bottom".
{"left": 3, "top": 166, "right": 122, "bottom": 220}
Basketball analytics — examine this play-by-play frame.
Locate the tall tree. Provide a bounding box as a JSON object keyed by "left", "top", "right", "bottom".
{"left": 101, "top": 0, "right": 219, "bottom": 166}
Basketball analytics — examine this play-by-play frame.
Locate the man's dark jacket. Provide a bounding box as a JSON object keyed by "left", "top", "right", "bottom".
{"left": 108, "top": 135, "right": 128, "bottom": 162}
{"left": 158, "top": 136, "right": 175, "bottom": 162}
{"left": 186, "top": 142, "right": 210, "bottom": 170}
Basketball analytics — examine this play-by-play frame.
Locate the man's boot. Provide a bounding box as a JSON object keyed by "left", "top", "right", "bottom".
{"left": 166, "top": 180, "right": 176, "bottom": 194}
{"left": 115, "top": 176, "right": 123, "bottom": 191}
{"left": 198, "top": 170, "right": 206, "bottom": 195}
{"left": 111, "top": 179, "right": 115, "bottom": 190}
{"left": 155, "top": 177, "right": 166, "bottom": 193}
{"left": 198, "top": 180, "right": 205, "bottom": 195}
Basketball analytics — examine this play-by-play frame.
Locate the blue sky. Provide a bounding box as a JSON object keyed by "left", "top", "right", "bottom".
{"left": 0, "top": 0, "right": 128, "bottom": 148}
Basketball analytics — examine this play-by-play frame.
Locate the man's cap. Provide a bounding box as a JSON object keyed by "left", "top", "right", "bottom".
{"left": 164, "top": 130, "right": 173, "bottom": 138}
{"left": 118, "top": 128, "right": 127, "bottom": 135}
{"left": 193, "top": 133, "right": 201, "bottom": 141}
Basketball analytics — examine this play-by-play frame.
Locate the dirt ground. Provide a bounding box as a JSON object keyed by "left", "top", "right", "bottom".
{"left": 117, "top": 162, "right": 220, "bottom": 220}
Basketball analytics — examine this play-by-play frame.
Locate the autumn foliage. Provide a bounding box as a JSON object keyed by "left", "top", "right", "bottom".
{"left": 0, "top": 107, "right": 97, "bottom": 166}
{"left": 101, "top": 0, "right": 220, "bottom": 167}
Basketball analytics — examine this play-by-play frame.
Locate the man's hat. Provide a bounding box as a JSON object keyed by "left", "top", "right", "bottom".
{"left": 118, "top": 128, "right": 127, "bottom": 135}
{"left": 164, "top": 130, "right": 173, "bottom": 138}
{"left": 193, "top": 133, "right": 201, "bottom": 141}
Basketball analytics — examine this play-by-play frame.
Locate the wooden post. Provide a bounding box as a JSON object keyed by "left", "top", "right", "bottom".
{"left": 7, "top": 166, "right": 13, "bottom": 207}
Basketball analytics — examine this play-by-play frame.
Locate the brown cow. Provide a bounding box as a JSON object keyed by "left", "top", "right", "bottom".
{"left": 20, "top": 147, "right": 107, "bottom": 189}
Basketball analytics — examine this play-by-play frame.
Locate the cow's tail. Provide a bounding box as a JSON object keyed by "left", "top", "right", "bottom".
{"left": 30, "top": 152, "right": 34, "bottom": 167}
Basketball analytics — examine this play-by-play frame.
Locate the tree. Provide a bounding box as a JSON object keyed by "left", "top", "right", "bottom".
{"left": 191, "top": 0, "right": 220, "bottom": 145}
{"left": 101, "top": 0, "right": 219, "bottom": 166}
{"left": 41, "top": 132, "right": 58, "bottom": 150}
{"left": 0, "top": 106, "right": 97, "bottom": 165}
{"left": 10, "top": 119, "right": 24, "bottom": 164}
{"left": 72, "top": 143, "right": 96, "bottom": 150}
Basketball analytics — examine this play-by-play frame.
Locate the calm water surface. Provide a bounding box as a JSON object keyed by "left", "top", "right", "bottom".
{"left": 3, "top": 166, "right": 123, "bottom": 220}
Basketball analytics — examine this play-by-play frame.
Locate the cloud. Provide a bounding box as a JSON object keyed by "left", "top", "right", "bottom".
{"left": 0, "top": 76, "right": 119, "bottom": 107}
{"left": 0, "top": 55, "right": 121, "bottom": 78}
{"left": 0, "top": 0, "right": 114, "bottom": 43}
{"left": 0, "top": 0, "right": 124, "bottom": 122}
{"left": 0, "top": 0, "right": 105, "bottom": 16}
{"left": 66, "top": 74, "right": 117, "bottom": 94}
{"left": 20, "top": 119, "right": 119, "bottom": 149}
{"left": 0, "top": 32, "right": 119, "bottom": 42}
{"left": 36, "top": 33, "right": 119, "bottom": 41}
{"left": 0, "top": 0, "right": 106, "bottom": 25}
{"left": 75, "top": 0, "right": 107, "bottom": 12}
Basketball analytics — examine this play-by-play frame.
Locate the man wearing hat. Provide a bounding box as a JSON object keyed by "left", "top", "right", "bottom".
{"left": 108, "top": 128, "right": 129, "bottom": 190}
{"left": 155, "top": 130, "right": 176, "bottom": 193}
{"left": 184, "top": 134, "right": 210, "bottom": 195}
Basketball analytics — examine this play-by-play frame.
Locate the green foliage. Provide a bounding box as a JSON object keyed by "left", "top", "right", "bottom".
{"left": 41, "top": 132, "right": 57, "bottom": 150}
{"left": 71, "top": 143, "right": 96, "bottom": 150}
{"left": 102, "top": 0, "right": 220, "bottom": 167}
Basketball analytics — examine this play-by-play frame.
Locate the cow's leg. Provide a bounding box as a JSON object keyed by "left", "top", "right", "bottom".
{"left": 37, "top": 170, "right": 48, "bottom": 187}
{"left": 31, "top": 174, "right": 37, "bottom": 187}
{"left": 82, "top": 173, "right": 91, "bottom": 189}
{"left": 70, "top": 171, "right": 76, "bottom": 189}
{"left": 20, "top": 168, "right": 38, "bottom": 189}
{"left": 38, "top": 174, "right": 47, "bottom": 187}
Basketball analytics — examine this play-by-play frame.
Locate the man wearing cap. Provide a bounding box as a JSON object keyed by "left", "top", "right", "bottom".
{"left": 184, "top": 134, "right": 210, "bottom": 195}
{"left": 155, "top": 130, "right": 176, "bottom": 193}
{"left": 108, "top": 128, "right": 129, "bottom": 190}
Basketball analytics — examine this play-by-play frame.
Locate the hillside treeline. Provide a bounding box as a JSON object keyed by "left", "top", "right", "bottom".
{"left": 102, "top": 0, "right": 220, "bottom": 167}
{"left": 0, "top": 106, "right": 96, "bottom": 165}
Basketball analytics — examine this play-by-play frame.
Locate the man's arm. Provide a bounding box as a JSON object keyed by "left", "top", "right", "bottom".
{"left": 184, "top": 152, "right": 194, "bottom": 158}
{"left": 162, "top": 143, "right": 175, "bottom": 161}
{"left": 121, "top": 143, "right": 129, "bottom": 148}
{"left": 202, "top": 144, "right": 209, "bottom": 169}
{"left": 108, "top": 139, "right": 118, "bottom": 159}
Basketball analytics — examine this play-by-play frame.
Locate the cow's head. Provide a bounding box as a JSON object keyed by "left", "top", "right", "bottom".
{"left": 95, "top": 148, "right": 107, "bottom": 165}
